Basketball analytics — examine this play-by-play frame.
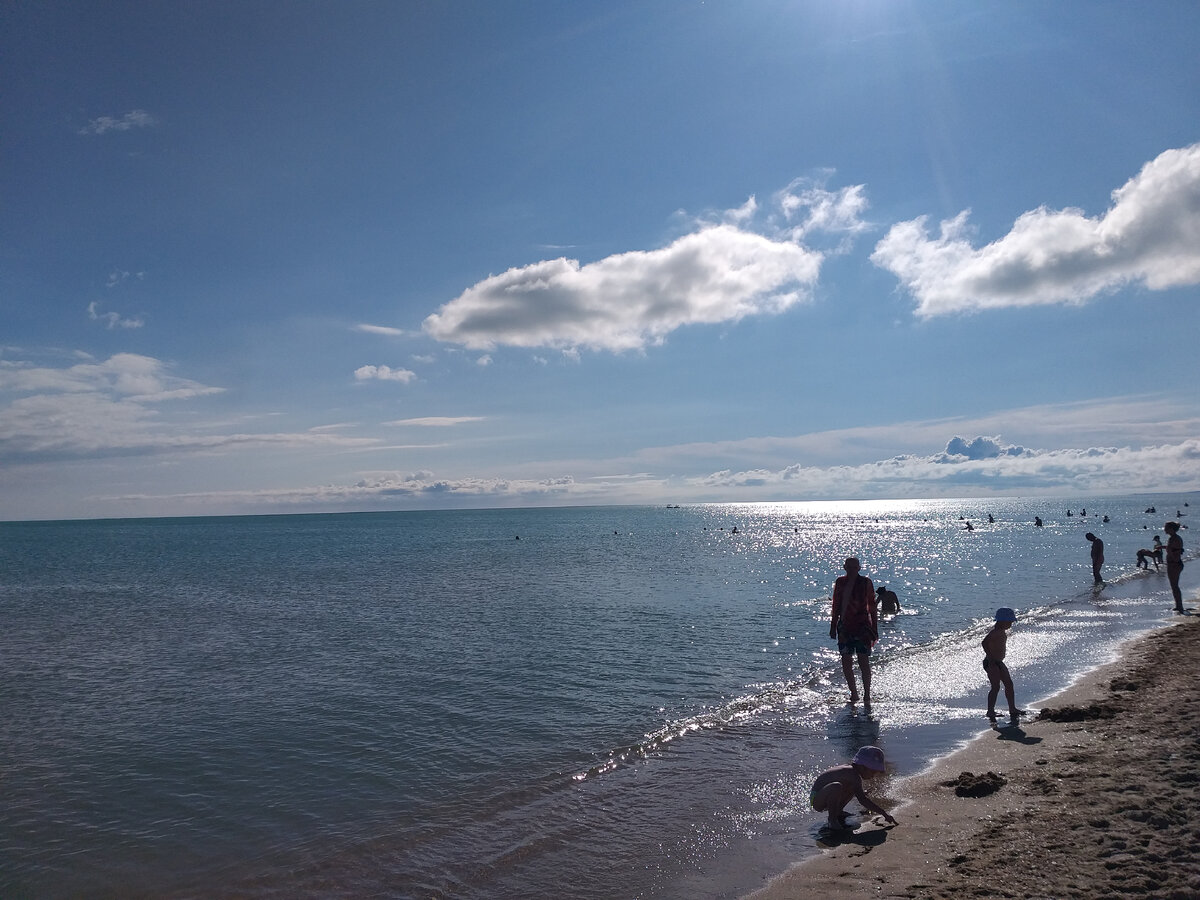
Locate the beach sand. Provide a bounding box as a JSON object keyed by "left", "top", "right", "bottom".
{"left": 744, "top": 615, "right": 1200, "bottom": 900}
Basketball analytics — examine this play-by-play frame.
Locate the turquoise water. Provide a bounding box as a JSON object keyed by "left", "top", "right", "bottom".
{"left": 1, "top": 496, "right": 1196, "bottom": 899}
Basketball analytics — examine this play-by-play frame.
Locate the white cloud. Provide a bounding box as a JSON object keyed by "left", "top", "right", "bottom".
{"left": 422, "top": 177, "right": 875, "bottom": 354}
{"left": 941, "top": 435, "right": 1028, "bottom": 460}
{"left": 435, "top": 228, "right": 826, "bottom": 357}
{"left": 872, "top": 143, "right": 1200, "bottom": 316}
{"left": 78, "top": 110, "right": 156, "bottom": 135}
{"left": 354, "top": 365, "right": 416, "bottom": 383}
{"left": 87, "top": 301, "right": 144, "bottom": 330}
{"left": 424, "top": 225, "right": 822, "bottom": 352}
{"left": 476, "top": 354, "right": 492, "bottom": 366}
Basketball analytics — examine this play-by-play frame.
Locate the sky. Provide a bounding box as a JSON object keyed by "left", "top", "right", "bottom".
{"left": 3, "top": 0, "right": 1199, "bottom": 521}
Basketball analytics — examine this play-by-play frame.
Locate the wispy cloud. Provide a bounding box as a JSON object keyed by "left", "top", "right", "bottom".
{"left": 87, "top": 301, "right": 144, "bottom": 330}
{"left": 354, "top": 365, "right": 416, "bottom": 383}
{"left": 106, "top": 270, "right": 145, "bottom": 288}
{"left": 872, "top": 142, "right": 1200, "bottom": 316}
{"left": 78, "top": 110, "right": 156, "bottom": 136}
{"left": 354, "top": 323, "right": 408, "bottom": 337}
{"left": 386, "top": 416, "right": 485, "bottom": 427}
{"left": 775, "top": 177, "right": 871, "bottom": 247}
{"left": 0, "top": 354, "right": 373, "bottom": 463}
{"left": 422, "top": 181, "right": 869, "bottom": 353}
{"left": 0, "top": 353, "right": 218, "bottom": 401}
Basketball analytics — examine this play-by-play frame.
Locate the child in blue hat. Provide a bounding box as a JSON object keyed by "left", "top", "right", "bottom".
{"left": 810, "top": 745, "right": 898, "bottom": 830}
{"left": 982, "top": 607, "right": 1023, "bottom": 722}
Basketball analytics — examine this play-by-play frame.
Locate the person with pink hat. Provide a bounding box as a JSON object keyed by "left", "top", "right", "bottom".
{"left": 809, "top": 745, "right": 897, "bottom": 830}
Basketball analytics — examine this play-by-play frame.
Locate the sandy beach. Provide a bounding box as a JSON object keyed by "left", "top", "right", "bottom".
{"left": 745, "top": 614, "right": 1200, "bottom": 900}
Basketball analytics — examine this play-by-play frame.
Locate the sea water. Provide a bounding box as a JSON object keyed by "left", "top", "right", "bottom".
{"left": 2, "top": 496, "right": 1196, "bottom": 899}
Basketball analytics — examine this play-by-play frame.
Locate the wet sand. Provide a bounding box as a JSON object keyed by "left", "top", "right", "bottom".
{"left": 744, "top": 614, "right": 1200, "bottom": 899}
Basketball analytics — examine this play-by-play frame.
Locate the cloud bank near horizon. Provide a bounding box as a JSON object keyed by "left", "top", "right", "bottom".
{"left": 872, "top": 142, "right": 1200, "bottom": 316}
{"left": 82, "top": 435, "right": 1200, "bottom": 516}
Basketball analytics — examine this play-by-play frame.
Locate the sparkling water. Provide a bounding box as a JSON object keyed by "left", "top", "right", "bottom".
{"left": 2, "top": 496, "right": 1195, "bottom": 898}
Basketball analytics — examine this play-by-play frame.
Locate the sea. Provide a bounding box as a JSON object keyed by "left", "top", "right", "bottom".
{"left": 2, "top": 495, "right": 1197, "bottom": 900}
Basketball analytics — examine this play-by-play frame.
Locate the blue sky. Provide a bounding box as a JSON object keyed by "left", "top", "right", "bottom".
{"left": 3, "top": 0, "right": 1199, "bottom": 521}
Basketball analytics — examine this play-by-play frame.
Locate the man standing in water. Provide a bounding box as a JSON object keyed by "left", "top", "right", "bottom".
{"left": 829, "top": 557, "right": 878, "bottom": 706}
{"left": 1086, "top": 532, "right": 1105, "bottom": 585}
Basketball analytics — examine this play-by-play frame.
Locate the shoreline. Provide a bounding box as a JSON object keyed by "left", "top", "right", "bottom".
{"left": 744, "top": 608, "right": 1200, "bottom": 899}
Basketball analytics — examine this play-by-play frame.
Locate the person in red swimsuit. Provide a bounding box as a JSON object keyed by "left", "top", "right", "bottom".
{"left": 829, "top": 557, "right": 878, "bottom": 706}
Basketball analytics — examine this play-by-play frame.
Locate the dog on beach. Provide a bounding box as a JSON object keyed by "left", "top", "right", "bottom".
{"left": 1136, "top": 548, "right": 1160, "bottom": 571}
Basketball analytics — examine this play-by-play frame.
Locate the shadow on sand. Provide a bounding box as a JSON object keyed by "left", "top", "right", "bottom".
{"left": 814, "top": 820, "right": 895, "bottom": 849}
{"left": 993, "top": 722, "right": 1043, "bottom": 745}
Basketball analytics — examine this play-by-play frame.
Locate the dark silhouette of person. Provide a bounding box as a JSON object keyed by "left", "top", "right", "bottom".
{"left": 876, "top": 585, "right": 901, "bottom": 614}
{"left": 829, "top": 557, "right": 877, "bottom": 706}
{"left": 1086, "top": 532, "right": 1104, "bottom": 584}
{"left": 1165, "top": 521, "right": 1185, "bottom": 612}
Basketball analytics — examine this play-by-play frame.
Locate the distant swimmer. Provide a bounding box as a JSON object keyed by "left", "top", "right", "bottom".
{"left": 1034, "top": 516, "right": 1044, "bottom": 527}
{"left": 1067, "top": 509, "right": 1073, "bottom": 517}
{"left": 987, "top": 513, "right": 994, "bottom": 523}
{"left": 965, "top": 521, "right": 974, "bottom": 531}
{"left": 1086, "top": 532, "right": 1105, "bottom": 585}
{"left": 876, "top": 585, "right": 901, "bottom": 614}
{"left": 1102, "top": 515, "right": 1110, "bottom": 523}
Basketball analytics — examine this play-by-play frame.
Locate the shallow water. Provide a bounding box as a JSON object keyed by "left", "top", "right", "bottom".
{"left": 1, "top": 496, "right": 1195, "bottom": 898}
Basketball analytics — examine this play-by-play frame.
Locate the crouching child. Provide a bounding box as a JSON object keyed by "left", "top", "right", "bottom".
{"left": 810, "top": 745, "right": 898, "bottom": 830}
